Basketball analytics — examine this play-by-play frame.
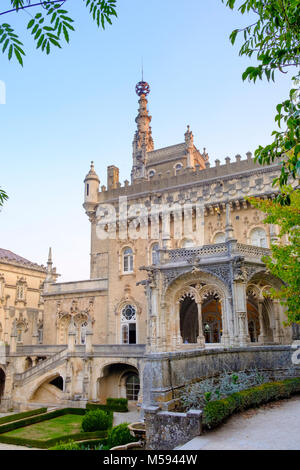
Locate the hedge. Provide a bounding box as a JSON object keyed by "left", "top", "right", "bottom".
{"left": 0, "top": 407, "right": 86, "bottom": 435}
{"left": 0, "top": 408, "right": 47, "bottom": 425}
{"left": 87, "top": 398, "right": 128, "bottom": 413}
{"left": 203, "top": 377, "right": 300, "bottom": 430}
{"left": 0, "top": 430, "right": 107, "bottom": 449}
{"left": 0, "top": 407, "right": 110, "bottom": 449}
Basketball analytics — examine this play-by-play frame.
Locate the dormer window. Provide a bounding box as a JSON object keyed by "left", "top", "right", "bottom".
{"left": 148, "top": 170, "right": 155, "bottom": 179}
{"left": 175, "top": 163, "right": 183, "bottom": 175}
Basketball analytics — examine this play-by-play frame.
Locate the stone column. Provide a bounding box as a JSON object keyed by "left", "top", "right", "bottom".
{"left": 233, "top": 281, "right": 250, "bottom": 346}
{"left": 68, "top": 320, "right": 76, "bottom": 352}
{"left": 10, "top": 320, "right": 17, "bottom": 354}
{"left": 196, "top": 302, "right": 205, "bottom": 347}
{"left": 273, "top": 299, "right": 283, "bottom": 344}
{"left": 225, "top": 202, "right": 234, "bottom": 241}
{"left": 258, "top": 301, "right": 267, "bottom": 344}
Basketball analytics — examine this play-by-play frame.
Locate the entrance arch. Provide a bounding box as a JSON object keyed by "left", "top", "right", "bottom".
{"left": 0, "top": 368, "right": 5, "bottom": 402}
{"left": 202, "top": 297, "right": 222, "bottom": 343}
{"left": 97, "top": 363, "right": 140, "bottom": 404}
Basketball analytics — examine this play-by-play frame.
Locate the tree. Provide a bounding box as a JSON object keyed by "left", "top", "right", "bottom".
{"left": 0, "top": 188, "right": 8, "bottom": 207}
{"left": 223, "top": 0, "right": 300, "bottom": 198}
{"left": 0, "top": 0, "right": 117, "bottom": 66}
{"left": 249, "top": 188, "right": 300, "bottom": 324}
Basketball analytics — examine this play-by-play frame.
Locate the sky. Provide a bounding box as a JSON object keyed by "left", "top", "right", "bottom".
{"left": 0, "top": 0, "right": 294, "bottom": 282}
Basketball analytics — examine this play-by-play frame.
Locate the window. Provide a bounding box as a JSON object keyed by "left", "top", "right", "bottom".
{"left": 213, "top": 232, "right": 225, "bottom": 244}
{"left": 17, "top": 328, "right": 23, "bottom": 343}
{"left": 250, "top": 228, "right": 268, "bottom": 248}
{"left": 151, "top": 243, "right": 159, "bottom": 265}
{"left": 86, "top": 184, "right": 89, "bottom": 196}
{"left": 126, "top": 374, "right": 140, "bottom": 401}
{"left": 123, "top": 247, "right": 134, "bottom": 273}
{"left": 121, "top": 305, "right": 136, "bottom": 344}
{"left": 148, "top": 170, "right": 155, "bottom": 179}
{"left": 16, "top": 285, "right": 24, "bottom": 300}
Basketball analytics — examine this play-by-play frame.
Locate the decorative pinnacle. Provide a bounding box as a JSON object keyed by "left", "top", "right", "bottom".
{"left": 136, "top": 81, "right": 150, "bottom": 97}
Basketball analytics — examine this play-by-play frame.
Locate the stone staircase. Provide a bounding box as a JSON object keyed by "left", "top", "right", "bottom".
{"left": 14, "top": 348, "right": 68, "bottom": 386}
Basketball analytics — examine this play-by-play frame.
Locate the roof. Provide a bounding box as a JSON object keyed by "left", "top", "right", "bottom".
{"left": 147, "top": 143, "right": 186, "bottom": 164}
{"left": 0, "top": 248, "right": 46, "bottom": 272}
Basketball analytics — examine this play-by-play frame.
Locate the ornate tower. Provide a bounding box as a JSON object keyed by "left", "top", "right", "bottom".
{"left": 131, "top": 80, "right": 154, "bottom": 182}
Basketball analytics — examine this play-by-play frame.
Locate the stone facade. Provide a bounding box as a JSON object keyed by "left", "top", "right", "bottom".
{"left": 0, "top": 81, "right": 298, "bottom": 416}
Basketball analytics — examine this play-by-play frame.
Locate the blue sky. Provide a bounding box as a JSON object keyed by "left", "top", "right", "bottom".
{"left": 0, "top": 0, "right": 294, "bottom": 281}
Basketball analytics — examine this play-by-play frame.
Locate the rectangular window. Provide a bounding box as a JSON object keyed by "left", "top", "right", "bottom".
{"left": 122, "top": 324, "right": 129, "bottom": 344}
{"left": 86, "top": 184, "right": 89, "bottom": 196}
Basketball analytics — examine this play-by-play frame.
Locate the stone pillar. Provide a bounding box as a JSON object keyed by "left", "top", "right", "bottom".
{"left": 68, "top": 320, "right": 76, "bottom": 352}
{"left": 175, "top": 302, "right": 182, "bottom": 347}
{"left": 196, "top": 302, "right": 205, "bottom": 347}
{"left": 10, "top": 320, "right": 17, "bottom": 354}
{"left": 258, "top": 301, "right": 267, "bottom": 344}
{"left": 233, "top": 281, "right": 250, "bottom": 346}
{"left": 225, "top": 202, "right": 234, "bottom": 241}
{"left": 273, "top": 299, "right": 283, "bottom": 344}
{"left": 85, "top": 320, "right": 93, "bottom": 354}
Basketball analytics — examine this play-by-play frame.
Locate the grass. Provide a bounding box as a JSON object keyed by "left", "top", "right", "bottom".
{"left": 2, "top": 414, "right": 83, "bottom": 441}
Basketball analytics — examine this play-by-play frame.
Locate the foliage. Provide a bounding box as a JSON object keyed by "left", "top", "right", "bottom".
{"left": 81, "top": 409, "right": 112, "bottom": 432}
{"left": 106, "top": 397, "right": 128, "bottom": 412}
{"left": 86, "top": 398, "right": 128, "bottom": 412}
{"left": 223, "top": 0, "right": 300, "bottom": 197}
{"left": 50, "top": 440, "right": 82, "bottom": 450}
{"left": 248, "top": 188, "right": 300, "bottom": 324}
{"left": 0, "top": 0, "right": 117, "bottom": 66}
{"left": 0, "top": 188, "right": 8, "bottom": 207}
{"left": 0, "top": 407, "right": 47, "bottom": 425}
{"left": 202, "top": 377, "right": 300, "bottom": 429}
{"left": 107, "top": 422, "right": 136, "bottom": 449}
{"left": 180, "top": 369, "right": 270, "bottom": 410}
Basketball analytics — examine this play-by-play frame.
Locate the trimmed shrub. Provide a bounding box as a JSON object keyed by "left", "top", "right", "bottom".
{"left": 203, "top": 377, "right": 300, "bottom": 430}
{"left": 106, "top": 398, "right": 128, "bottom": 412}
{"left": 81, "top": 409, "right": 111, "bottom": 432}
{"left": 0, "top": 408, "right": 47, "bottom": 425}
{"left": 107, "top": 422, "right": 137, "bottom": 449}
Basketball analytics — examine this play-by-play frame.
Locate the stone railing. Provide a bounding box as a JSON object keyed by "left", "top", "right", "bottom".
{"left": 43, "top": 278, "right": 108, "bottom": 296}
{"left": 14, "top": 348, "right": 68, "bottom": 383}
{"left": 162, "top": 241, "right": 270, "bottom": 265}
{"left": 166, "top": 243, "right": 228, "bottom": 263}
{"left": 93, "top": 344, "right": 146, "bottom": 357}
{"left": 234, "top": 243, "right": 270, "bottom": 258}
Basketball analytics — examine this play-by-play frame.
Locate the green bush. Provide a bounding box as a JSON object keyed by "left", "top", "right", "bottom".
{"left": 203, "top": 377, "right": 300, "bottom": 430}
{"left": 106, "top": 398, "right": 128, "bottom": 412}
{"left": 81, "top": 410, "right": 111, "bottom": 432}
{"left": 0, "top": 408, "right": 47, "bottom": 425}
{"left": 107, "top": 422, "right": 137, "bottom": 449}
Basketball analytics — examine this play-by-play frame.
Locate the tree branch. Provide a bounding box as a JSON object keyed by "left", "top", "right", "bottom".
{"left": 0, "top": 0, "right": 66, "bottom": 17}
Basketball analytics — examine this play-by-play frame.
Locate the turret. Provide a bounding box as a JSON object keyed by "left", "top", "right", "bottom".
{"left": 83, "top": 161, "right": 100, "bottom": 217}
{"left": 131, "top": 80, "right": 154, "bottom": 182}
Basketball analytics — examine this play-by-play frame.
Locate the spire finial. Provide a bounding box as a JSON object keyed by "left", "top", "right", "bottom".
{"left": 48, "top": 247, "right": 52, "bottom": 265}
{"left": 141, "top": 57, "right": 144, "bottom": 82}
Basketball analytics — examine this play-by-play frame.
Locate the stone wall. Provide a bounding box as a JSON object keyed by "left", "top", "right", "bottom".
{"left": 144, "top": 406, "right": 202, "bottom": 450}
{"left": 142, "top": 346, "right": 300, "bottom": 409}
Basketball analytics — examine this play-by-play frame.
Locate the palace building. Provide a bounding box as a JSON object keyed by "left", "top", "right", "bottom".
{"left": 0, "top": 81, "right": 298, "bottom": 412}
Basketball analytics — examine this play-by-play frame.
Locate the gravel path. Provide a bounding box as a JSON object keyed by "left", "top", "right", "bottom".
{"left": 178, "top": 396, "right": 300, "bottom": 450}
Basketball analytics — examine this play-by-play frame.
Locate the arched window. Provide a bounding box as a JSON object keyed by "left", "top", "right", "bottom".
{"left": 16, "top": 285, "right": 24, "bottom": 301}
{"left": 250, "top": 227, "right": 268, "bottom": 248}
{"left": 148, "top": 169, "right": 155, "bottom": 179}
{"left": 126, "top": 374, "right": 140, "bottom": 401}
{"left": 213, "top": 232, "right": 225, "bottom": 244}
{"left": 151, "top": 243, "right": 159, "bottom": 265}
{"left": 182, "top": 239, "right": 194, "bottom": 248}
{"left": 123, "top": 247, "right": 134, "bottom": 273}
{"left": 121, "top": 305, "right": 136, "bottom": 344}
{"left": 175, "top": 163, "right": 183, "bottom": 175}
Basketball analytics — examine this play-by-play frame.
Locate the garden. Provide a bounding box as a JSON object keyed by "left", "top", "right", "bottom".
{"left": 0, "top": 398, "right": 137, "bottom": 450}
